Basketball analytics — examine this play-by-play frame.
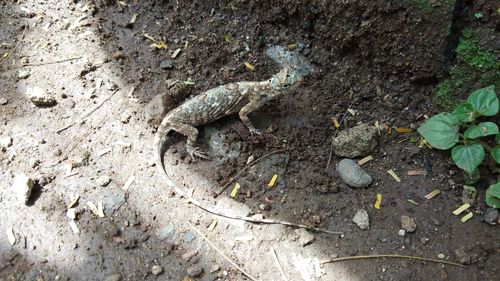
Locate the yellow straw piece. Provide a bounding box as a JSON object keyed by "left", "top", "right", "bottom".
{"left": 452, "top": 203, "right": 470, "bottom": 215}
{"left": 268, "top": 174, "right": 278, "bottom": 188}
{"left": 425, "top": 189, "right": 441, "bottom": 199}
{"left": 387, "top": 169, "right": 401, "bottom": 182}
{"left": 461, "top": 212, "right": 473, "bottom": 222}
{"left": 374, "top": 194, "right": 382, "bottom": 209}
{"left": 230, "top": 183, "right": 240, "bottom": 198}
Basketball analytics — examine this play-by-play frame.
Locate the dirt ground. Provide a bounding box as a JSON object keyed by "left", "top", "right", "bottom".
{"left": 1, "top": 1, "right": 498, "bottom": 280}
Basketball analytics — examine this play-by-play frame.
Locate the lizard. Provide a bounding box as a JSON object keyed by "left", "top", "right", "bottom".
{"left": 154, "top": 46, "right": 343, "bottom": 235}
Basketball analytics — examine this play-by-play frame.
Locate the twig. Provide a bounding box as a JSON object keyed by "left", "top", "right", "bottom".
{"left": 320, "top": 254, "right": 467, "bottom": 268}
{"left": 214, "top": 148, "right": 290, "bottom": 197}
{"left": 188, "top": 221, "right": 260, "bottom": 281}
{"left": 0, "top": 22, "right": 27, "bottom": 66}
{"left": 56, "top": 89, "right": 119, "bottom": 133}
{"left": 10, "top": 56, "right": 82, "bottom": 68}
{"left": 271, "top": 248, "right": 288, "bottom": 281}
{"left": 324, "top": 105, "right": 351, "bottom": 172}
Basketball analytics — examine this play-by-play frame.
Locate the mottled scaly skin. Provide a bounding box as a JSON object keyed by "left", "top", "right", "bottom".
{"left": 153, "top": 47, "right": 341, "bottom": 234}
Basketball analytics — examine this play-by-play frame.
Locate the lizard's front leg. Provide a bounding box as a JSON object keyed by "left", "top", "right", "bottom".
{"left": 170, "top": 122, "right": 210, "bottom": 160}
{"left": 238, "top": 95, "right": 266, "bottom": 136}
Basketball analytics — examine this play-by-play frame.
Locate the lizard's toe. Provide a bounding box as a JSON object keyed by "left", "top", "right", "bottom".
{"left": 187, "top": 146, "right": 210, "bottom": 160}
{"left": 249, "top": 128, "right": 263, "bottom": 136}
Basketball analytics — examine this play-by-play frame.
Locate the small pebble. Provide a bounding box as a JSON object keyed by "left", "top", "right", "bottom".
{"left": 25, "top": 86, "right": 57, "bottom": 106}
{"left": 398, "top": 229, "right": 406, "bottom": 237}
{"left": 484, "top": 208, "right": 499, "bottom": 225}
{"left": 11, "top": 173, "right": 34, "bottom": 204}
{"left": 29, "top": 158, "right": 39, "bottom": 168}
{"left": 352, "top": 209, "right": 370, "bottom": 230}
{"left": 437, "top": 253, "right": 445, "bottom": 259}
{"left": 184, "top": 231, "right": 196, "bottom": 243}
{"left": 151, "top": 265, "right": 163, "bottom": 276}
{"left": 18, "top": 69, "right": 31, "bottom": 79}
{"left": 96, "top": 175, "right": 111, "bottom": 186}
{"left": 160, "top": 59, "right": 174, "bottom": 70}
{"left": 400, "top": 215, "right": 417, "bottom": 232}
{"left": 337, "top": 159, "right": 372, "bottom": 188}
{"left": 187, "top": 264, "right": 203, "bottom": 277}
{"left": 295, "top": 229, "right": 315, "bottom": 246}
{"left": 0, "top": 98, "right": 8, "bottom": 105}
{"left": 210, "top": 264, "right": 220, "bottom": 273}
{"left": 104, "top": 273, "right": 122, "bottom": 281}
{"left": 120, "top": 112, "right": 131, "bottom": 124}
{"left": 0, "top": 136, "right": 13, "bottom": 147}
{"left": 53, "top": 148, "right": 62, "bottom": 156}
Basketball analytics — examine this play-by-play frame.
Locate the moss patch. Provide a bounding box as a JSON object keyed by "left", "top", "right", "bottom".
{"left": 435, "top": 28, "right": 500, "bottom": 110}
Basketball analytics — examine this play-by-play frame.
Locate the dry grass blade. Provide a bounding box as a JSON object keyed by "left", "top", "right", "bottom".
{"left": 320, "top": 254, "right": 467, "bottom": 268}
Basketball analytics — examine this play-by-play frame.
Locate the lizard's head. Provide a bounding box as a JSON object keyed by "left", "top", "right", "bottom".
{"left": 270, "top": 67, "right": 301, "bottom": 91}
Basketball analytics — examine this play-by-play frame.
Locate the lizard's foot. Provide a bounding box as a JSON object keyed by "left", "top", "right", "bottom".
{"left": 248, "top": 127, "right": 263, "bottom": 137}
{"left": 186, "top": 145, "right": 210, "bottom": 160}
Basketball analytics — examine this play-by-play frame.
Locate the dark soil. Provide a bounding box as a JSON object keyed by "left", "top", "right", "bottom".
{"left": 1, "top": 1, "right": 498, "bottom": 281}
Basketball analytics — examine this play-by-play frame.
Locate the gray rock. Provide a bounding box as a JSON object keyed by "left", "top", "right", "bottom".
{"left": 18, "top": 69, "right": 31, "bottom": 79}
{"left": 400, "top": 215, "right": 417, "bottom": 232}
{"left": 104, "top": 273, "right": 121, "bottom": 281}
{"left": 151, "top": 265, "right": 163, "bottom": 276}
{"left": 398, "top": 229, "right": 406, "bottom": 237}
{"left": 11, "top": 173, "right": 34, "bottom": 204}
{"left": 352, "top": 209, "right": 369, "bottom": 230}
{"left": 0, "top": 136, "right": 13, "bottom": 147}
{"left": 187, "top": 264, "right": 203, "bottom": 277}
{"left": 0, "top": 98, "right": 8, "bottom": 105}
{"left": 332, "top": 123, "right": 378, "bottom": 158}
{"left": 96, "top": 175, "right": 111, "bottom": 186}
{"left": 160, "top": 59, "right": 174, "bottom": 70}
{"left": 484, "top": 208, "right": 498, "bottom": 225}
{"left": 156, "top": 223, "right": 176, "bottom": 240}
{"left": 337, "top": 159, "right": 372, "bottom": 188}
{"left": 25, "top": 87, "right": 57, "bottom": 106}
{"left": 144, "top": 93, "right": 175, "bottom": 128}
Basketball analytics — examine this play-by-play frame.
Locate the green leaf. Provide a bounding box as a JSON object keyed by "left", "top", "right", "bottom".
{"left": 467, "top": 85, "right": 498, "bottom": 116}
{"left": 417, "top": 113, "right": 460, "bottom": 150}
{"left": 464, "top": 122, "right": 499, "bottom": 139}
{"left": 485, "top": 182, "right": 500, "bottom": 208}
{"left": 496, "top": 133, "right": 500, "bottom": 143}
{"left": 451, "top": 143, "right": 485, "bottom": 173}
{"left": 492, "top": 146, "right": 500, "bottom": 164}
{"left": 451, "top": 103, "right": 475, "bottom": 122}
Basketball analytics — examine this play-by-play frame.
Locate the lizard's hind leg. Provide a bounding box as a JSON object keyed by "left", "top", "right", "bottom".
{"left": 170, "top": 122, "right": 210, "bottom": 160}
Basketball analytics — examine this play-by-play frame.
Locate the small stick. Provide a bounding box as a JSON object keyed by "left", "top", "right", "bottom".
{"left": 271, "top": 248, "right": 288, "bottom": 281}
{"left": 11, "top": 56, "right": 82, "bottom": 68}
{"left": 56, "top": 89, "right": 119, "bottom": 133}
{"left": 214, "top": 148, "right": 290, "bottom": 197}
{"left": 324, "top": 105, "right": 351, "bottom": 172}
{"left": 188, "top": 221, "right": 260, "bottom": 281}
{"left": 320, "top": 254, "right": 467, "bottom": 268}
{"left": 0, "top": 22, "right": 27, "bottom": 66}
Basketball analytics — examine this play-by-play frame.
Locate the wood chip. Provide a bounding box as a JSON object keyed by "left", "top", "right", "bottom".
{"left": 6, "top": 227, "right": 15, "bottom": 245}
{"left": 129, "top": 13, "right": 138, "bottom": 24}
{"left": 267, "top": 174, "right": 278, "bottom": 188}
{"left": 67, "top": 208, "right": 76, "bottom": 220}
{"left": 244, "top": 62, "right": 255, "bottom": 71}
{"left": 96, "top": 148, "right": 112, "bottom": 157}
{"left": 230, "top": 183, "right": 240, "bottom": 198}
{"left": 387, "top": 169, "right": 401, "bottom": 182}
{"left": 63, "top": 171, "right": 79, "bottom": 178}
{"left": 407, "top": 170, "right": 426, "bottom": 176}
{"left": 171, "top": 48, "right": 182, "bottom": 59}
{"left": 452, "top": 203, "right": 470, "bottom": 216}
{"left": 207, "top": 219, "right": 218, "bottom": 231}
{"left": 67, "top": 194, "right": 80, "bottom": 208}
{"left": 425, "top": 189, "right": 441, "bottom": 199}
{"left": 332, "top": 117, "right": 340, "bottom": 128}
{"left": 407, "top": 199, "right": 419, "bottom": 206}
{"left": 122, "top": 176, "right": 136, "bottom": 190}
{"left": 97, "top": 201, "right": 105, "bottom": 218}
{"left": 396, "top": 127, "right": 413, "bottom": 134}
{"left": 358, "top": 155, "right": 373, "bottom": 166}
{"left": 461, "top": 212, "right": 473, "bottom": 222}
{"left": 87, "top": 201, "right": 100, "bottom": 216}
{"left": 68, "top": 220, "right": 79, "bottom": 234}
